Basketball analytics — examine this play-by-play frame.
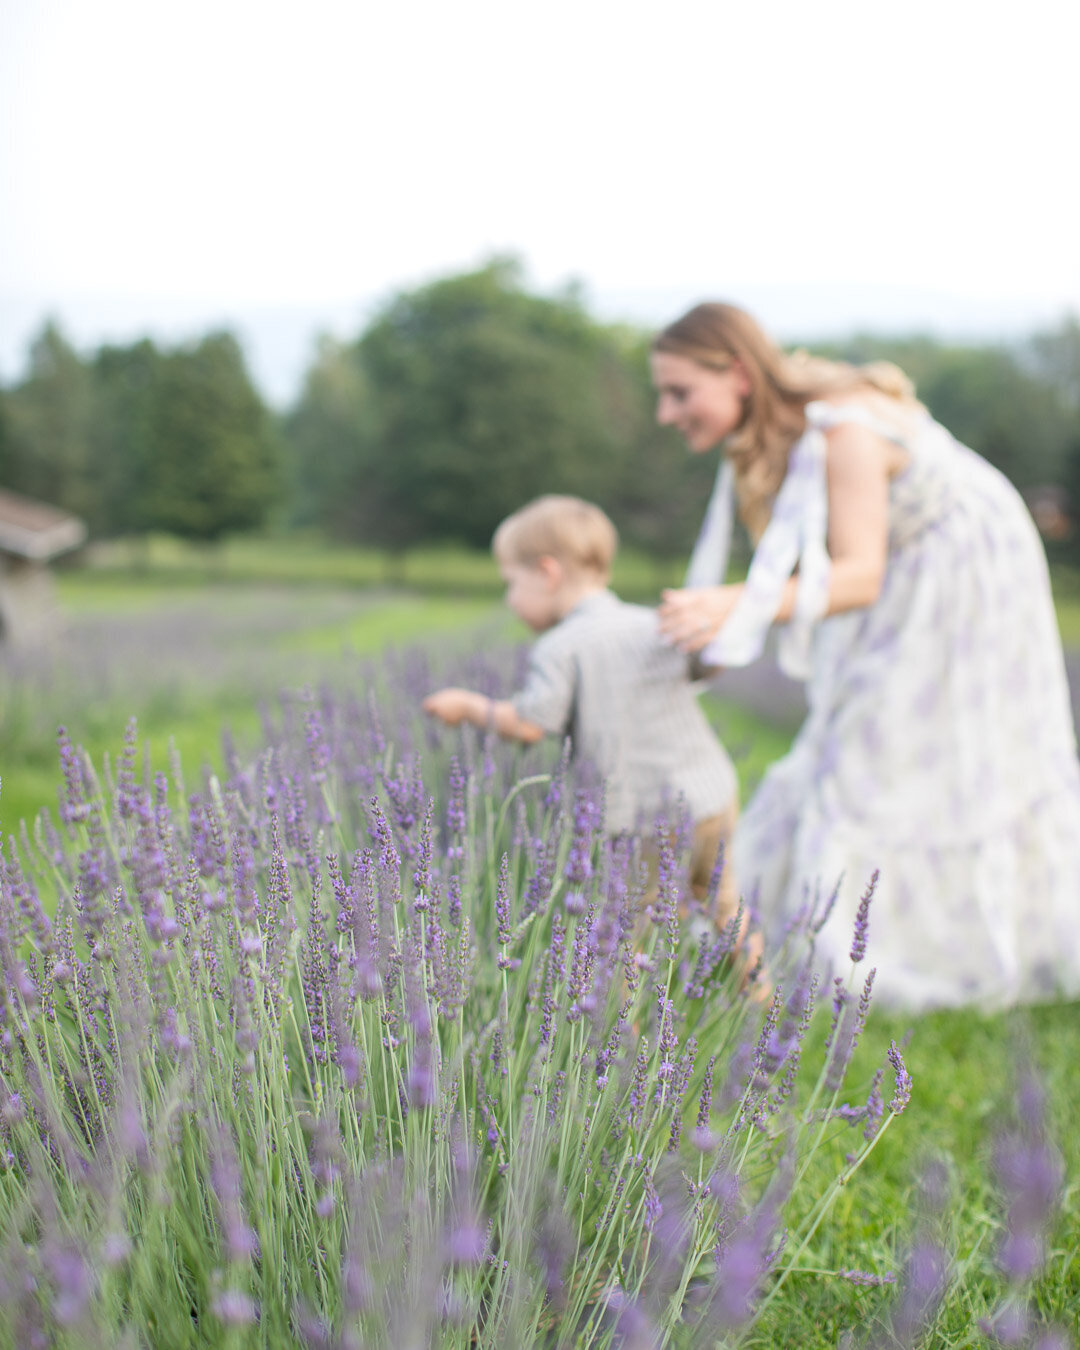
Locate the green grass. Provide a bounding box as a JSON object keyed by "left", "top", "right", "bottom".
{"left": 71, "top": 532, "right": 689, "bottom": 601}
{"left": 745, "top": 999, "right": 1080, "bottom": 1347}
{"left": 1050, "top": 565, "right": 1080, "bottom": 646}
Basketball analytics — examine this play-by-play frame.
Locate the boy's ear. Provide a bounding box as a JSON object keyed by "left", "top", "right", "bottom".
{"left": 536, "top": 555, "right": 564, "bottom": 587}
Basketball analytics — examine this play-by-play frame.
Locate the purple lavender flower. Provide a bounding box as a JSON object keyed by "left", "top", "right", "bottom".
{"left": 43, "top": 1240, "right": 92, "bottom": 1326}
{"left": 823, "top": 976, "right": 847, "bottom": 1054}
{"left": 849, "top": 869, "right": 878, "bottom": 963}
{"left": 407, "top": 1032, "right": 436, "bottom": 1109}
{"left": 605, "top": 1286, "right": 659, "bottom": 1349}
{"left": 301, "top": 874, "right": 331, "bottom": 1065}
{"left": 992, "top": 1068, "right": 1064, "bottom": 1287}
{"left": 328, "top": 850, "right": 354, "bottom": 935}
{"left": 695, "top": 1055, "right": 716, "bottom": 1134}
{"left": 566, "top": 905, "right": 598, "bottom": 1020}
{"left": 887, "top": 1041, "right": 912, "bottom": 1114}
{"left": 56, "top": 727, "right": 92, "bottom": 825}
{"left": 841, "top": 1269, "right": 896, "bottom": 1287}
{"left": 113, "top": 718, "right": 142, "bottom": 821}
{"left": 642, "top": 1170, "right": 662, "bottom": 1233}
{"left": 382, "top": 758, "right": 424, "bottom": 859}
{"left": 212, "top": 1290, "right": 257, "bottom": 1326}
{"left": 544, "top": 738, "right": 570, "bottom": 811}
{"left": 445, "top": 755, "right": 467, "bottom": 839}
{"left": 447, "top": 873, "right": 462, "bottom": 926}
{"left": 709, "top": 1150, "right": 792, "bottom": 1331}
{"left": 303, "top": 695, "right": 332, "bottom": 785}
{"left": 978, "top": 1301, "right": 1032, "bottom": 1346}
{"left": 534, "top": 1200, "right": 573, "bottom": 1308}
{"left": 882, "top": 1239, "right": 949, "bottom": 1346}
{"left": 811, "top": 872, "right": 844, "bottom": 935}
{"left": 564, "top": 787, "right": 602, "bottom": 888}
{"left": 211, "top": 1134, "right": 258, "bottom": 1263}
{"left": 412, "top": 797, "right": 435, "bottom": 901}
{"left": 494, "top": 852, "right": 512, "bottom": 948}
{"left": 446, "top": 1219, "right": 486, "bottom": 1265}
{"left": 863, "top": 1067, "right": 886, "bottom": 1141}
{"left": 706, "top": 1213, "right": 771, "bottom": 1330}
{"left": 522, "top": 835, "right": 555, "bottom": 918}
{"left": 826, "top": 968, "right": 875, "bottom": 1095}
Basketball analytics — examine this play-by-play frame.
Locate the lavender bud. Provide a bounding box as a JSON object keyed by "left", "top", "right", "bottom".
{"left": 212, "top": 1290, "right": 258, "bottom": 1326}
{"left": 849, "top": 869, "right": 878, "bottom": 964}
{"left": 887, "top": 1041, "right": 912, "bottom": 1114}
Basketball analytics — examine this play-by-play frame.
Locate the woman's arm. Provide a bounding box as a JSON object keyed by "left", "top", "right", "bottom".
{"left": 660, "top": 422, "right": 891, "bottom": 651}
{"left": 815, "top": 420, "right": 890, "bottom": 610}
{"left": 422, "top": 688, "right": 546, "bottom": 744}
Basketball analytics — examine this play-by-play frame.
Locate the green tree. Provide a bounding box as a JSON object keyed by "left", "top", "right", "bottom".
{"left": 283, "top": 335, "right": 378, "bottom": 533}
{"left": 1030, "top": 314, "right": 1080, "bottom": 412}
{"left": 3, "top": 321, "right": 101, "bottom": 524}
{"left": 134, "top": 332, "right": 284, "bottom": 542}
{"left": 284, "top": 259, "right": 720, "bottom": 563}
{"left": 0, "top": 388, "right": 11, "bottom": 484}
{"left": 90, "top": 338, "right": 164, "bottom": 535}
{"left": 1028, "top": 316, "right": 1080, "bottom": 558}
{"left": 350, "top": 259, "right": 632, "bottom": 549}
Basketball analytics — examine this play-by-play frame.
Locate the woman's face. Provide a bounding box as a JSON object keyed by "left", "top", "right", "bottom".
{"left": 650, "top": 351, "right": 750, "bottom": 453}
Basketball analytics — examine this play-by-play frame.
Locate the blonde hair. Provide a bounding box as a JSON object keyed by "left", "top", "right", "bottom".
{"left": 492, "top": 495, "right": 617, "bottom": 580}
{"left": 653, "top": 303, "right": 920, "bottom": 539}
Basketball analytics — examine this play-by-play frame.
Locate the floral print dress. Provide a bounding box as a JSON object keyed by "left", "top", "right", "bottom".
{"left": 695, "top": 402, "right": 1080, "bottom": 1009}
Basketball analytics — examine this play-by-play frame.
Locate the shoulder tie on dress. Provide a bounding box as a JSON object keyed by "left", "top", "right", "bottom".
{"left": 685, "top": 404, "right": 834, "bottom": 680}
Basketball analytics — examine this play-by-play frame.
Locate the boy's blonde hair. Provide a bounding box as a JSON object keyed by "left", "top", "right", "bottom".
{"left": 492, "top": 495, "right": 618, "bottom": 580}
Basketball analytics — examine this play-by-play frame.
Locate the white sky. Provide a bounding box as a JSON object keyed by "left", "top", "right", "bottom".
{"left": 2, "top": 0, "right": 1078, "bottom": 403}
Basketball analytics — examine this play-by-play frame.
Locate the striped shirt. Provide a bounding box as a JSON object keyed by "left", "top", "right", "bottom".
{"left": 511, "top": 589, "right": 737, "bottom": 834}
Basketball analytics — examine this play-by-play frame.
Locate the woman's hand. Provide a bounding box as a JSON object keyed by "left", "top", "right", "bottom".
{"left": 658, "top": 585, "right": 743, "bottom": 652}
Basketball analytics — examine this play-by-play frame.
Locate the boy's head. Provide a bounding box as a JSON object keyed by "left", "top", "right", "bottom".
{"left": 492, "top": 496, "right": 618, "bottom": 632}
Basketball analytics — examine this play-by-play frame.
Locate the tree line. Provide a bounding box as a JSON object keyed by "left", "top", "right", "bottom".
{"left": 2, "top": 257, "right": 1078, "bottom": 557}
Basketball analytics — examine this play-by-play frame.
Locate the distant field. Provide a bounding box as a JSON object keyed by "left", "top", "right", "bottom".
{"left": 73, "top": 531, "right": 690, "bottom": 600}
{"left": 1, "top": 563, "right": 787, "bottom": 834}
{"left": 1, "top": 584, "right": 505, "bottom": 832}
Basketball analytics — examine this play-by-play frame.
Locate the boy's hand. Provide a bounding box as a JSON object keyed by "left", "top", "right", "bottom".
{"left": 422, "top": 688, "right": 488, "bottom": 726}
{"left": 423, "top": 689, "right": 546, "bottom": 744}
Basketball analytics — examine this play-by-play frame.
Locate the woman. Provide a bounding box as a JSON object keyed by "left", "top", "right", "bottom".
{"left": 653, "top": 303, "right": 1080, "bottom": 1010}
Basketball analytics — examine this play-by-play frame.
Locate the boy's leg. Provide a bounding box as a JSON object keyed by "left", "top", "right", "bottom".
{"left": 637, "top": 802, "right": 739, "bottom": 927}
{"left": 690, "top": 801, "right": 769, "bottom": 999}
{"left": 688, "top": 800, "right": 739, "bottom": 925}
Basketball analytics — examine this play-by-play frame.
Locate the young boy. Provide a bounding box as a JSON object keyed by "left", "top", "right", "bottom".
{"left": 422, "top": 495, "right": 740, "bottom": 924}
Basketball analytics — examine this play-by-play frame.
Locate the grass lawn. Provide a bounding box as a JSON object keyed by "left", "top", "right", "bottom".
{"left": 746, "top": 998, "right": 1080, "bottom": 1346}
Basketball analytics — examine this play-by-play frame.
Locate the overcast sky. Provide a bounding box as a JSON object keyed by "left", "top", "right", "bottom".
{"left": 3, "top": 0, "right": 1078, "bottom": 405}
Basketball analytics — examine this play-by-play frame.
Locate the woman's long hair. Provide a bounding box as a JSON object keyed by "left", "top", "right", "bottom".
{"left": 653, "top": 302, "right": 919, "bottom": 539}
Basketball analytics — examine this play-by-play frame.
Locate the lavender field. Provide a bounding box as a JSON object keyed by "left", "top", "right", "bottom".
{"left": 0, "top": 575, "right": 1077, "bottom": 1347}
